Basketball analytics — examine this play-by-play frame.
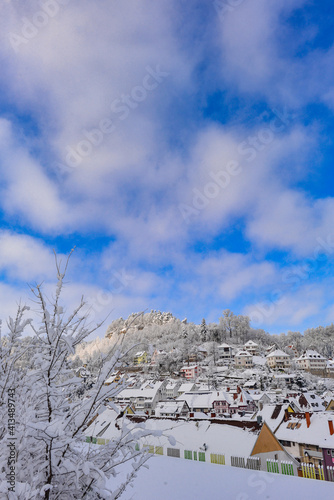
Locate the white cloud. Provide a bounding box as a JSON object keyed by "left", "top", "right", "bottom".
{"left": 244, "top": 285, "right": 325, "bottom": 331}
{"left": 0, "top": 230, "right": 59, "bottom": 281}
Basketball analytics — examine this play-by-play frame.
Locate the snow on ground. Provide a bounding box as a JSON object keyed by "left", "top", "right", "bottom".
{"left": 116, "top": 455, "right": 334, "bottom": 500}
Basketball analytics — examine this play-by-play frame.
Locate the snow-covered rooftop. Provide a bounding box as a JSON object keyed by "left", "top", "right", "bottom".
{"left": 275, "top": 411, "right": 334, "bottom": 448}
{"left": 252, "top": 403, "right": 292, "bottom": 433}
{"left": 235, "top": 350, "right": 252, "bottom": 357}
{"left": 296, "top": 350, "right": 327, "bottom": 361}
{"left": 266, "top": 349, "right": 289, "bottom": 358}
{"left": 86, "top": 409, "right": 258, "bottom": 461}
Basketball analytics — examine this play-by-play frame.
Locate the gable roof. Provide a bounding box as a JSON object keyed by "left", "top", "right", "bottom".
{"left": 251, "top": 421, "right": 285, "bottom": 456}
{"left": 275, "top": 411, "right": 334, "bottom": 448}
{"left": 296, "top": 350, "right": 327, "bottom": 361}
{"left": 252, "top": 403, "right": 294, "bottom": 433}
{"left": 266, "top": 349, "right": 289, "bottom": 358}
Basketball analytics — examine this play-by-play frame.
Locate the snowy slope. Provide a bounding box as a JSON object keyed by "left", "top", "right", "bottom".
{"left": 116, "top": 455, "right": 334, "bottom": 500}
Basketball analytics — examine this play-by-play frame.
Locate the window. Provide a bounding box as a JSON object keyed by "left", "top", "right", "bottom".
{"left": 184, "top": 450, "right": 192, "bottom": 460}
{"left": 155, "top": 446, "right": 163, "bottom": 455}
{"left": 167, "top": 448, "right": 180, "bottom": 458}
{"left": 210, "top": 453, "right": 225, "bottom": 465}
{"left": 199, "top": 452, "right": 206, "bottom": 462}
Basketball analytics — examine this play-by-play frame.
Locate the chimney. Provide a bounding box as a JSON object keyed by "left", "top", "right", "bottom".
{"left": 233, "top": 393, "right": 237, "bottom": 400}
{"left": 237, "top": 386, "right": 241, "bottom": 394}
{"left": 329, "top": 420, "right": 334, "bottom": 436}
{"left": 227, "top": 387, "right": 230, "bottom": 392}
{"left": 305, "top": 412, "right": 311, "bottom": 428}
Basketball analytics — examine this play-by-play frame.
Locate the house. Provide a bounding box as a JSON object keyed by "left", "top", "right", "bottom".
{"left": 265, "top": 345, "right": 277, "bottom": 355}
{"left": 177, "top": 391, "right": 215, "bottom": 414}
{"left": 292, "top": 392, "right": 326, "bottom": 412}
{"left": 275, "top": 411, "right": 334, "bottom": 478}
{"left": 235, "top": 350, "right": 253, "bottom": 368}
{"left": 165, "top": 380, "right": 182, "bottom": 398}
{"left": 212, "top": 387, "right": 256, "bottom": 416}
{"left": 243, "top": 380, "right": 258, "bottom": 390}
{"left": 104, "top": 370, "right": 124, "bottom": 386}
{"left": 250, "top": 421, "right": 299, "bottom": 475}
{"left": 177, "top": 382, "right": 197, "bottom": 397}
{"left": 154, "top": 400, "right": 190, "bottom": 418}
{"left": 113, "top": 380, "right": 167, "bottom": 415}
{"left": 180, "top": 364, "right": 202, "bottom": 380}
{"left": 266, "top": 349, "right": 291, "bottom": 370}
{"left": 251, "top": 393, "right": 273, "bottom": 410}
{"left": 228, "top": 387, "right": 256, "bottom": 415}
{"left": 134, "top": 351, "right": 148, "bottom": 365}
{"left": 85, "top": 409, "right": 297, "bottom": 474}
{"left": 217, "top": 343, "right": 233, "bottom": 359}
{"left": 212, "top": 392, "right": 231, "bottom": 415}
{"left": 325, "top": 399, "right": 334, "bottom": 412}
{"left": 327, "top": 360, "right": 334, "bottom": 377}
{"left": 252, "top": 403, "right": 295, "bottom": 433}
{"left": 244, "top": 340, "right": 259, "bottom": 355}
{"left": 296, "top": 350, "right": 327, "bottom": 373}
{"left": 113, "top": 403, "right": 136, "bottom": 415}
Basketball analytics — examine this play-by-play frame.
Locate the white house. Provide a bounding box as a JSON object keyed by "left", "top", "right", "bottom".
{"left": 327, "top": 360, "right": 334, "bottom": 376}
{"left": 114, "top": 380, "right": 167, "bottom": 414}
{"left": 244, "top": 340, "right": 259, "bottom": 355}
{"left": 154, "top": 400, "right": 190, "bottom": 418}
{"left": 235, "top": 350, "right": 253, "bottom": 368}
{"left": 217, "top": 343, "right": 233, "bottom": 359}
{"left": 266, "top": 350, "right": 291, "bottom": 370}
{"left": 165, "top": 380, "right": 182, "bottom": 398}
{"left": 296, "top": 350, "right": 327, "bottom": 372}
{"left": 177, "top": 382, "right": 197, "bottom": 396}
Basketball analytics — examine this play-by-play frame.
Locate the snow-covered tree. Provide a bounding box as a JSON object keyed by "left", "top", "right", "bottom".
{"left": 200, "top": 319, "right": 207, "bottom": 343}
{"left": 219, "top": 310, "right": 250, "bottom": 343}
{"left": 0, "top": 254, "right": 148, "bottom": 499}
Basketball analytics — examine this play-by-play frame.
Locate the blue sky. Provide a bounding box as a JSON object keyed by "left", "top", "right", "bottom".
{"left": 1, "top": 0, "right": 334, "bottom": 337}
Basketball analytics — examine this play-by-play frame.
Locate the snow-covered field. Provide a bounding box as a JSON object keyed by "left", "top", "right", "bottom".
{"left": 116, "top": 455, "right": 334, "bottom": 500}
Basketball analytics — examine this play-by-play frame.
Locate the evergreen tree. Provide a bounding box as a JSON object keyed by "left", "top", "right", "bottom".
{"left": 200, "top": 319, "right": 207, "bottom": 343}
